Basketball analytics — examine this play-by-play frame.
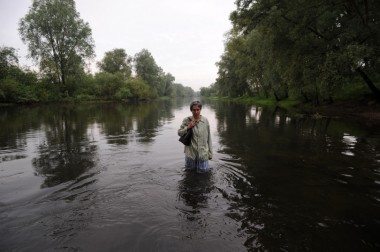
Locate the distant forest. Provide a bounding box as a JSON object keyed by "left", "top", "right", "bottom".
{"left": 2, "top": 0, "right": 379, "bottom": 105}
{"left": 0, "top": 0, "right": 195, "bottom": 104}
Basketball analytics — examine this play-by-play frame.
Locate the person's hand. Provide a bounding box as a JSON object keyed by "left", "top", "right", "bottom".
{"left": 187, "top": 120, "right": 197, "bottom": 129}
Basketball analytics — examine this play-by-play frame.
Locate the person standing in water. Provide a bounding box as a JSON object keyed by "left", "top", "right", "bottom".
{"left": 178, "top": 101, "right": 213, "bottom": 172}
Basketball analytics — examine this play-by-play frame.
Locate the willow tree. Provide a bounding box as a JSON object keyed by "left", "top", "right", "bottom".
{"left": 134, "top": 49, "right": 160, "bottom": 89}
{"left": 97, "top": 48, "right": 132, "bottom": 79}
{"left": 0, "top": 47, "right": 19, "bottom": 79}
{"left": 19, "top": 0, "right": 95, "bottom": 91}
{"left": 226, "top": 0, "right": 380, "bottom": 102}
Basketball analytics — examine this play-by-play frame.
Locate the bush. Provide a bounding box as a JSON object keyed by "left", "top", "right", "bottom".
{"left": 127, "top": 79, "right": 157, "bottom": 100}
{"left": 0, "top": 79, "right": 18, "bottom": 102}
{"left": 94, "top": 72, "right": 125, "bottom": 99}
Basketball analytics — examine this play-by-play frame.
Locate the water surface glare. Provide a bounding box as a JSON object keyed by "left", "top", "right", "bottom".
{"left": 0, "top": 100, "right": 379, "bottom": 251}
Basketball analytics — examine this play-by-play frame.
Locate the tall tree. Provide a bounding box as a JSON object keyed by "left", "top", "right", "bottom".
{"left": 216, "top": 33, "right": 253, "bottom": 97}
{"left": 134, "top": 49, "right": 160, "bottom": 90}
{"left": 97, "top": 48, "right": 132, "bottom": 79}
{"left": 160, "top": 72, "right": 175, "bottom": 97}
{"left": 0, "top": 46, "right": 19, "bottom": 79}
{"left": 223, "top": 0, "right": 380, "bottom": 101}
{"left": 19, "top": 0, "right": 95, "bottom": 91}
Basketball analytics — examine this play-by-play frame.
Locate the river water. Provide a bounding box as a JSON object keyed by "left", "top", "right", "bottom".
{"left": 0, "top": 99, "right": 379, "bottom": 251}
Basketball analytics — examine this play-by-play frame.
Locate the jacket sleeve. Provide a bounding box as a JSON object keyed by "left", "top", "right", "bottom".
{"left": 207, "top": 119, "right": 213, "bottom": 158}
{"left": 178, "top": 117, "right": 190, "bottom": 136}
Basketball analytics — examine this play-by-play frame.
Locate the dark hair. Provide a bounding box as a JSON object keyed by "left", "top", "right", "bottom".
{"left": 190, "top": 101, "right": 202, "bottom": 111}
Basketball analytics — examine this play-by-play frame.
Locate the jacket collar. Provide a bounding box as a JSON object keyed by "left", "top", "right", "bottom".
{"left": 191, "top": 115, "right": 204, "bottom": 122}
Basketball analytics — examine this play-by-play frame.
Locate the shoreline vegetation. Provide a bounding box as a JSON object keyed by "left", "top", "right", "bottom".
{"left": 208, "top": 95, "right": 380, "bottom": 123}
{"left": 2, "top": 0, "right": 379, "bottom": 126}
{"left": 1, "top": 93, "right": 378, "bottom": 123}
{"left": 202, "top": 0, "right": 380, "bottom": 121}
{"left": 60, "top": 93, "right": 380, "bottom": 122}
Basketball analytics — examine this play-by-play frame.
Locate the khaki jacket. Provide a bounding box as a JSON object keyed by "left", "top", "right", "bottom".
{"left": 178, "top": 116, "right": 213, "bottom": 160}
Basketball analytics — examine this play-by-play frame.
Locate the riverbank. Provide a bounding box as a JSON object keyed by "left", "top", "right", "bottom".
{"left": 296, "top": 100, "right": 380, "bottom": 122}
{"left": 211, "top": 96, "right": 380, "bottom": 123}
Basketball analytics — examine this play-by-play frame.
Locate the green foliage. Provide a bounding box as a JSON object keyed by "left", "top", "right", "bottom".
{"left": 0, "top": 47, "right": 42, "bottom": 103}
{"left": 0, "top": 78, "right": 39, "bottom": 103}
{"left": 127, "top": 78, "right": 157, "bottom": 100}
{"left": 92, "top": 72, "right": 159, "bottom": 101}
{"left": 200, "top": 83, "right": 218, "bottom": 97}
{"left": 216, "top": 0, "right": 380, "bottom": 103}
{"left": 0, "top": 79, "right": 18, "bottom": 101}
{"left": 335, "top": 79, "right": 374, "bottom": 101}
{"left": 69, "top": 72, "right": 95, "bottom": 97}
{"left": 134, "top": 49, "right": 160, "bottom": 89}
{"left": 114, "top": 86, "right": 132, "bottom": 100}
{"left": 97, "top": 48, "right": 132, "bottom": 78}
{"left": 0, "top": 47, "right": 19, "bottom": 79}
{"left": 94, "top": 72, "right": 126, "bottom": 99}
{"left": 36, "top": 80, "right": 62, "bottom": 102}
{"left": 0, "top": 2, "right": 195, "bottom": 104}
{"left": 172, "top": 83, "right": 195, "bottom": 97}
{"left": 0, "top": 47, "right": 192, "bottom": 103}
{"left": 133, "top": 49, "right": 177, "bottom": 97}
{"left": 19, "top": 0, "right": 95, "bottom": 90}
{"left": 158, "top": 72, "right": 175, "bottom": 97}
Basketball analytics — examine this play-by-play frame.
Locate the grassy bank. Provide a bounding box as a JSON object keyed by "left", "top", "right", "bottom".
{"left": 206, "top": 86, "right": 380, "bottom": 122}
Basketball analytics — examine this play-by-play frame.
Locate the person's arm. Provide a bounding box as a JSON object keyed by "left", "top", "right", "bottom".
{"left": 207, "top": 120, "right": 213, "bottom": 159}
{"left": 178, "top": 117, "right": 190, "bottom": 136}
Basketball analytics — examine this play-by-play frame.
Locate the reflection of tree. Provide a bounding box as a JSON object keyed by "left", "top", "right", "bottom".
{"left": 212, "top": 102, "right": 336, "bottom": 249}
{"left": 213, "top": 101, "right": 337, "bottom": 161}
{"left": 97, "top": 100, "right": 175, "bottom": 144}
{"left": 30, "top": 100, "right": 178, "bottom": 187}
{"left": 211, "top": 100, "right": 380, "bottom": 251}
{"left": 32, "top": 105, "right": 97, "bottom": 188}
{"left": 0, "top": 106, "right": 43, "bottom": 150}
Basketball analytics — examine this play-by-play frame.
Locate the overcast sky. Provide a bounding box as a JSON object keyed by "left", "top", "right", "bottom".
{"left": 0, "top": 0, "right": 235, "bottom": 91}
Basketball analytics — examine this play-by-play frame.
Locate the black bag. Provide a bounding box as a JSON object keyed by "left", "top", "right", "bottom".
{"left": 179, "top": 128, "right": 192, "bottom": 146}
{"left": 179, "top": 117, "right": 193, "bottom": 146}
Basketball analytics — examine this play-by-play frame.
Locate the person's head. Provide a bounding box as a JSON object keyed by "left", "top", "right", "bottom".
{"left": 190, "top": 101, "right": 202, "bottom": 111}
{"left": 190, "top": 101, "right": 202, "bottom": 118}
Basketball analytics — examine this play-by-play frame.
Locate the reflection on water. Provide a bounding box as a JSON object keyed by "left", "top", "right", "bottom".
{"left": 213, "top": 102, "right": 380, "bottom": 251}
{"left": 178, "top": 171, "right": 213, "bottom": 212}
{"left": 177, "top": 171, "right": 214, "bottom": 238}
{"left": 0, "top": 99, "right": 379, "bottom": 251}
{"left": 341, "top": 133, "right": 357, "bottom": 156}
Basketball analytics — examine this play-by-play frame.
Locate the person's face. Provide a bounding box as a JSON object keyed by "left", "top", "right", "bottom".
{"left": 191, "top": 105, "right": 201, "bottom": 118}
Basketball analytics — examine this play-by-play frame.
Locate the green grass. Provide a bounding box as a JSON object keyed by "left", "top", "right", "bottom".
{"left": 231, "top": 96, "right": 277, "bottom": 106}
{"left": 277, "top": 99, "right": 301, "bottom": 108}
{"left": 208, "top": 95, "right": 302, "bottom": 110}
{"left": 334, "top": 82, "right": 374, "bottom": 101}
{"left": 0, "top": 102, "right": 16, "bottom": 107}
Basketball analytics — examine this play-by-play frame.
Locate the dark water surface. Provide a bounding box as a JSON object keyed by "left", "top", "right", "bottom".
{"left": 0, "top": 99, "right": 379, "bottom": 251}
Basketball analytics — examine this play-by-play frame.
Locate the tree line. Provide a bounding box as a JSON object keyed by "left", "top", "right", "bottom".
{"left": 0, "top": 0, "right": 194, "bottom": 104}
{"left": 201, "top": 0, "right": 380, "bottom": 104}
